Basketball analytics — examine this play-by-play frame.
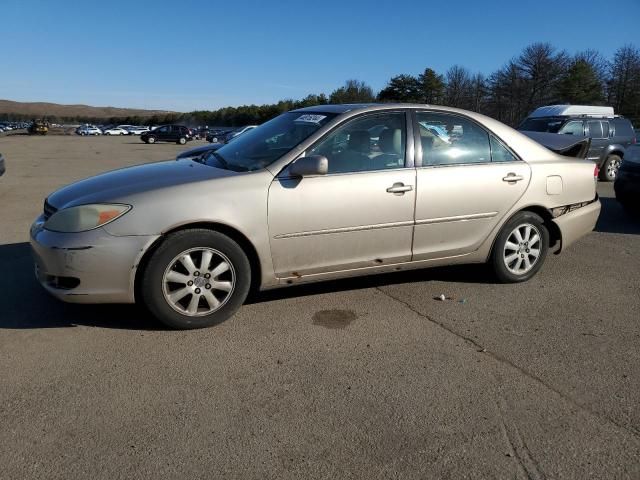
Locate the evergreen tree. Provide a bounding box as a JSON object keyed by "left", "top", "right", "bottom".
{"left": 377, "top": 74, "right": 422, "bottom": 102}
{"left": 558, "top": 59, "right": 604, "bottom": 104}
{"left": 417, "top": 68, "right": 445, "bottom": 104}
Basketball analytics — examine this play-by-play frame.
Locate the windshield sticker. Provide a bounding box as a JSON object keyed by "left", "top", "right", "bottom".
{"left": 295, "top": 114, "right": 327, "bottom": 124}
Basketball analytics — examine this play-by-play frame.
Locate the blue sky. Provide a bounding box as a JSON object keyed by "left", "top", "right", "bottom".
{"left": 2, "top": 0, "right": 638, "bottom": 112}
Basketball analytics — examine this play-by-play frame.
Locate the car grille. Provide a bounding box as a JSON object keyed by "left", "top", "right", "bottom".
{"left": 43, "top": 199, "right": 57, "bottom": 220}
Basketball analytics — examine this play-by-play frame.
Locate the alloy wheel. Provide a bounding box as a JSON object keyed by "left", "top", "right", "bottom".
{"left": 607, "top": 158, "right": 620, "bottom": 179}
{"left": 503, "top": 223, "right": 542, "bottom": 275}
{"left": 162, "top": 247, "right": 235, "bottom": 316}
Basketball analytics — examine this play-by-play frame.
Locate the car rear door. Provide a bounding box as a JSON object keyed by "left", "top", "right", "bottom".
{"left": 268, "top": 110, "right": 416, "bottom": 278}
{"left": 411, "top": 111, "right": 531, "bottom": 260}
{"left": 586, "top": 120, "right": 608, "bottom": 163}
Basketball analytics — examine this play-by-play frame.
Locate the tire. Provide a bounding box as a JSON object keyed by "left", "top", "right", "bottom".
{"left": 211, "top": 137, "right": 218, "bottom": 143}
{"left": 147, "top": 136, "right": 156, "bottom": 144}
{"left": 599, "top": 154, "right": 622, "bottom": 182}
{"left": 490, "top": 211, "right": 549, "bottom": 283}
{"left": 177, "top": 137, "right": 187, "bottom": 145}
{"left": 140, "top": 229, "right": 251, "bottom": 329}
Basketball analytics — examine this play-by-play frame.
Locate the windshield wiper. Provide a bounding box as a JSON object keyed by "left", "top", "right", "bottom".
{"left": 210, "top": 151, "right": 249, "bottom": 172}
{"left": 211, "top": 151, "right": 229, "bottom": 169}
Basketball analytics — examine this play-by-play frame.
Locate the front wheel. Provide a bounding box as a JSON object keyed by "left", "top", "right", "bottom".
{"left": 490, "top": 211, "right": 549, "bottom": 283}
{"left": 147, "top": 136, "right": 156, "bottom": 144}
{"left": 140, "top": 229, "right": 251, "bottom": 329}
{"left": 600, "top": 154, "right": 622, "bottom": 182}
{"left": 177, "top": 137, "right": 187, "bottom": 145}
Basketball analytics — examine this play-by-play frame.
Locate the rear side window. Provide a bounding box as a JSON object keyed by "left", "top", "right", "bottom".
{"left": 587, "top": 120, "right": 604, "bottom": 138}
{"left": 602, "top": 121, "right": 610, "bottom": 138}
{"left": 612, "top": 118, "right": 634, "bottom": 138}
{"left": 417, "top": 112, "right": 490, "bottom": 166}
{"left": 490, "top": 136, "right": 518, "bottom": 162}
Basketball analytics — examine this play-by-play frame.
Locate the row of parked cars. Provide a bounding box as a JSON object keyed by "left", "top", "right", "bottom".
{"left": 137, "top": 124, "right": 258, "bottom": 145}
{"left": 76, "top": 124, "right": 151, "bottom": 136}
{"left": 0, "top": 122, "right": 30, "bottom": 132}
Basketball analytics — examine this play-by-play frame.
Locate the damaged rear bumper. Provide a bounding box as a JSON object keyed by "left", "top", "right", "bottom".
{"left": 552, "top": 197, "right": 601, "bottom": 252}
{"left": 30, "top": 216, "right": 159, "bottom": 304}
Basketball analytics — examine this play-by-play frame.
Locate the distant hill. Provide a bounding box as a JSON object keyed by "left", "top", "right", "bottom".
{"left": 0, "top": 99, "right": 177, "bottom": 119}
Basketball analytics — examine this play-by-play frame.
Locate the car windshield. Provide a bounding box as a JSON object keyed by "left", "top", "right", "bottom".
{"left": 519, "top": 117, "right": 565, "bottom": 133}
{"left": 206, "top": 112, "right": 337, "bottom": 171}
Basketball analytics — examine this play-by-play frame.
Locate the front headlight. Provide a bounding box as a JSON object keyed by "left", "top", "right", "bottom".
{"left": 44, "top": 204, "right": 131, "bottom": 233}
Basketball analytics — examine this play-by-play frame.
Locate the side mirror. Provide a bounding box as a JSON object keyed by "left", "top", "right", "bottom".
{"left": 289, "top": 155, "right": 328, "bottom": 177}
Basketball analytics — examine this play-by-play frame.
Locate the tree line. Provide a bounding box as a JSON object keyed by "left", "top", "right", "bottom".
{"left": 186, "top": 42, "right": 639, "bottom": 128}
{"left": 4, "top": 43, "right": 639, "bottom": 128}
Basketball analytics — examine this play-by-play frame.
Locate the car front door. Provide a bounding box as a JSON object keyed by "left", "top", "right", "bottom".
{"left": 268, "top": 111, "right": 416, "bottom": 278}
{"left": 412, "top": 111, "right": 531, "bottom": 260}
{"left": 155, "top": 126, "right": 170, "bottom": 140}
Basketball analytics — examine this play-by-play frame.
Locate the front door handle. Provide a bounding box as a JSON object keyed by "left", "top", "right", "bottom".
{"left": 386, "top": 182, "right": 413, "bottom": 195}
{"left": 502, "top": 173, "right": 524, "bottom": 183}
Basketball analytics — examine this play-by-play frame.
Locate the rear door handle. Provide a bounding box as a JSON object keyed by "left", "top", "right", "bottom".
{"left": 502, "top": 173, "right": 524, "bottom": 182}
{"left": 386, "top": 182, "right": 413, "bottom": 195}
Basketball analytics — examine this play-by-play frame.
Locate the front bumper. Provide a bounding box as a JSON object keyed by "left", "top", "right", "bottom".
{"left": 30, "top": 217, "right": 159, "bottom": 304}
{"left": 552, "top": 198, "right": 601, "bottom": 252}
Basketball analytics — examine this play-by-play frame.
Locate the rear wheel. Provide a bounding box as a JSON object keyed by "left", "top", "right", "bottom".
{"left": 140, "top": 229, "right": 251, "bottom": 329}
{"left": 490, "top": 211, "right": 549, "bottom": 283}
{"left": 600, "top": 154, "right": 621, "bottom": 182}
{"left": 177, "top": 137, "right": 187, "bottom": 145}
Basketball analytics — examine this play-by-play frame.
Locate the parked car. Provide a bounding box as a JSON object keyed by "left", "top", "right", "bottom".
{"left": 223, "top": 125, "right": 257, "bottom": 143}
{"left": 103, "top": 127, "right": 129, "bottom": 136}
{"left": 141, "top": 125, "right": 192, "bottom": 145}
{"left": 519, "top": 105, "right": 636, "bottom": 182}
{"left": 127, "top": 126, "right": 150, "bottom": 135}
{"left": 0, "top": 153, "right": 5, "bottom": 177}
{"left": 31, "top": 104, "right": 601, "bottom": 330}
{"left": 614, "top": 144, "right": 640, "bottom": 213}
{"left": 206, "top": 128, "right": 231, "bottom": 143}
{"left": 77, "top": 126, "right": 102, "bottom": 136}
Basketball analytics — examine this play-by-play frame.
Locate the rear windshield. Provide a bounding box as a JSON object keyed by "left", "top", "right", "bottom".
{"left": 519, "top": 117, "right": 565, "bottom": 133}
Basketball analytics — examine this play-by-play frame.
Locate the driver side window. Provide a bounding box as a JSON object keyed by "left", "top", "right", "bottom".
{"left": 308, "top": 112, "right": 406, "bottom": 174}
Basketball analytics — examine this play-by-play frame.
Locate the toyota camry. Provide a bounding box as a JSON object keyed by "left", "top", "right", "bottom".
{"left": 31, "top": 104, "right": 601, "bottom": 329}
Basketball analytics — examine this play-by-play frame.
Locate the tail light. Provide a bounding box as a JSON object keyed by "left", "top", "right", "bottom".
{"left": 594, "top": 164, "right": 599, "bottom": 181}
{"left": 632, "top": 136, "right": 637, "bottom": 145}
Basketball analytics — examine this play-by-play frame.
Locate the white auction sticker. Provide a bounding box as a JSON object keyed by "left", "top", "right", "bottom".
{"left": 295, "top": 114, "right": 327, "bottom": 124}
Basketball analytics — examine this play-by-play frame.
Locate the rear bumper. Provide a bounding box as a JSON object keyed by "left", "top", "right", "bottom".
{"left": 614, "top": 171, "right": 640, "bottom": 206}
{"left": 553, "top": 199, "right": 601, "bottom": 252}
{"left": 30, "top": 216, "right": 159, "bottom": 304}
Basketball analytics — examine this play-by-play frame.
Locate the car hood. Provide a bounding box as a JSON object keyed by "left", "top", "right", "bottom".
{"left": 520, "top": 131, "right": 591, "bottom": 158}
{"left": 176, "top": 142, "right": 223, "bottom": 160}
{"left": 47, "top": 159, "right": 237, "bottom": 209}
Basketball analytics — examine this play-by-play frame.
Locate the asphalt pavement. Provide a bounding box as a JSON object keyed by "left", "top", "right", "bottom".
{"left": 1, "top": 135, "right": 638, "bottom": 479}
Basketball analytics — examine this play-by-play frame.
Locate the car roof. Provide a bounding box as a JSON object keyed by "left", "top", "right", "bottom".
{"left": 291, "top": 103, "right": 378, "bottom": 114}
